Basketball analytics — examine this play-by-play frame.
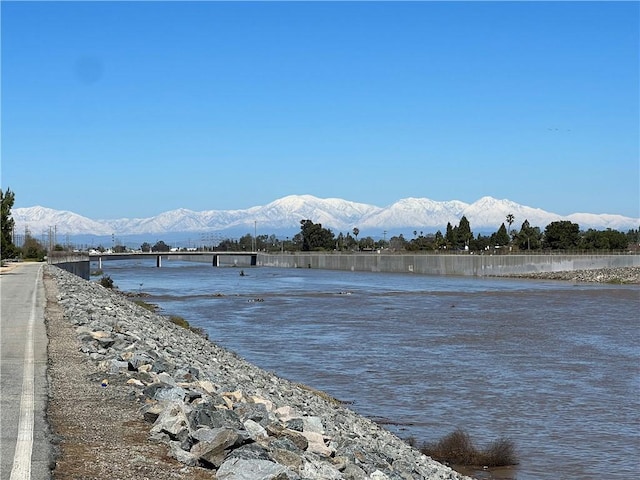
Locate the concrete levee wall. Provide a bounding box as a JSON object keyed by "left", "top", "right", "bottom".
{"left": 55, "top": 252, "right": 638, "bottom": 279}
{"left": 257, "top": 253, "right": 640, "bottom": 276}
{"left": 48, "top": 254, "right": 90, "bottom": 280}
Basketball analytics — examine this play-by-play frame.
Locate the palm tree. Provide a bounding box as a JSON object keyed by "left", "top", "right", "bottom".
{"left": 352, "top": 227, "right": 360, "bottom": 252}
{"left": 506, "top": 214, "right": 515, "bottom": 235}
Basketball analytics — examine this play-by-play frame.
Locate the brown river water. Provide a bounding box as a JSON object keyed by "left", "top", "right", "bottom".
{"left": 102, "top": 260, "right": 640, "bottom": 480}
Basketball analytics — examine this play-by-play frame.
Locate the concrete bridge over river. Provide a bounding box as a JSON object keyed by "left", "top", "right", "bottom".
{"left": 88, "top": 251, "right": 258, "bottom": 269}
{"left": 47, "top": 251, "right": 258, "bottom": 279}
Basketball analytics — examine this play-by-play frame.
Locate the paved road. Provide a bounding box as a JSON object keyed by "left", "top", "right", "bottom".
{"left": 1, "top": 263, "right": 51, "bottom": 480}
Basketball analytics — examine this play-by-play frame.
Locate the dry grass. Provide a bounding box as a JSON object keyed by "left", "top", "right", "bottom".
{"left": 132, "top": 299, "right": 158, "bottom": 312}
{"left": 419, "top": 428, "right": 517, "bottom": 467}
{"left": 295, "top": 382, "right": 343, "bottom": 405}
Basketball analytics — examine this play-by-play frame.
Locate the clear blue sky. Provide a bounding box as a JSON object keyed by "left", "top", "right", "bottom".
{"left": 2, "top": 1, "right": 638, "bottom": 219}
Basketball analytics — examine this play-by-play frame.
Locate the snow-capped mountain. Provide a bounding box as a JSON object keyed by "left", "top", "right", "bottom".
{"left": 12, "top": 195, "right": 639, "bottom": 238}
{"left": 249, "top": 195, "right": 382, "bottom": 231}
{"left": 459, "top": 196, "right": 564, "bottom": 230}
{"left": 358, "top": 198, "right": 468, "bottom": 229}
{"left": 12, "top": 206, "right": 114, "bottom": 236}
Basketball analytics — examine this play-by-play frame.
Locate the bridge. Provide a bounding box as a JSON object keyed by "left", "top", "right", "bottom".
{"left": 88, "top": 251, "right": 258, "bottom": 268}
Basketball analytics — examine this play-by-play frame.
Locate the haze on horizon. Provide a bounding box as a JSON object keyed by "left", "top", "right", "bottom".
{"left": 1, "top": 1, "right": 638, "bottom": 219}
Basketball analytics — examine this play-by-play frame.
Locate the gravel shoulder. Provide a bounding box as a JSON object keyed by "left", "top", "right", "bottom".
{"left": 45, "top": 270, "right": 216, "bottom": 480}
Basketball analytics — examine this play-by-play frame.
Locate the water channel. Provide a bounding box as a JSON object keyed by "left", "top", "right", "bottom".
{"left": 97, "top": 258, "right": 640, "bottom": 480}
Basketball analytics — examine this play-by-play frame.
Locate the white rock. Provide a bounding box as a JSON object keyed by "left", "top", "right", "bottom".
{"left": 243, "top": 419, "right": 268, "bottom": 440}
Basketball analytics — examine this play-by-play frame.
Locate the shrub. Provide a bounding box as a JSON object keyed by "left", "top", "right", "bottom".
{"left": 481, "top": 437, "right": 518, "bottom": 467}
{"left": 419, "top": 428, "right": 517, "bottom": 467}
{"left": 422, "top": 428, "right": 478, "bottom": 465}
{"left": 99, "top": 275, "right": 114, "bottom": 289}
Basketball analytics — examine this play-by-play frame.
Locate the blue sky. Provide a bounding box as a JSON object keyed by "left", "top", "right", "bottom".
{"left": 1, "top": 1, "right": 638, "bottom": 219}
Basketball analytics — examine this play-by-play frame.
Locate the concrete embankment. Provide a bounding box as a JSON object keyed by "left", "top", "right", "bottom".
{"left": 47, "top": 253, "right": 90, "bottom": 279}
{"left": 257, "top": 253, "right": 640, "bottom": 277}
{"left": 45, "top": 265, "right": 470, "bottom": 480}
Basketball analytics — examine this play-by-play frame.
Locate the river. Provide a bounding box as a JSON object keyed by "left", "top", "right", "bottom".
{"left": 97, "top": 258, "right": 640, "bottom": 480}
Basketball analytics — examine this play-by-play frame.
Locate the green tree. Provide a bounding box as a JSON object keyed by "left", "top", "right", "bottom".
{"left": 389, "top": 234, "right": 407, "bottom": 251}
{"left": 492, "top": 223, "right": 511, "bottom": 247}
{"left": 374, "top": 237, "right": 389, "bottom": 250}
{"left": 445, "top": 222, "right": 457, "bottom": 249}
{"left": 264, "top": 234, "right": 279, "bottom": 252}
{"left": 515, "top": 220, "right": 542, "bottom": 250}
{"left": 352, "top": 227, "right": 359, "bottom": 243}
{"left": 238, "top": 234, "right": 254, "bottom": 251}
{"left": 1, "top": 188, "right": 17, "bottom": 260}
{"left": 543, "top": 221, "right": 580, "bottom": 250}
{"left": 359, "top": 236, "right": 375, "bottom": 250}
{"left": 22, "top": 234, "right": 47, "bottom": 261}
{"left": 217, "top": 238, "right": 239, "bottom": 251}
{"left": 580, "top": 229, "right": 628, "bottom": 250}
{"left": 407, "top": 233, "right": 435, "bottom": 251}
{"left": 605, "top": 229, "right": 630, "bottom": 250}
{"left": 299, "top": 220, "right": 335, "bottom": 251}
{"left": 151, "top": 240, "right": 171, "bottom": 252}
{"left": 141, "top": 242, "right": 152, "bottom": 252}
{"left": 343, "top": 232, "right": 358, "bottom": 251}
{"left": 457, "top": 216, "right": 473, "bottom": 249}
{"left": 470, "top": 233, "right": 491, "bottom": 252}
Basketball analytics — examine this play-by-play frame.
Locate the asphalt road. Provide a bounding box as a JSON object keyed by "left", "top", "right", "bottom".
{"left": 1, "top": 263, "right": 51, "bottom": 480}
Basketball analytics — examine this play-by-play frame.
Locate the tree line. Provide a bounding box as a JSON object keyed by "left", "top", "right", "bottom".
{"left": 281, "top": 217, "right": 636, "bottom": 253}
{"left": 145, "top": 217, "right": 636, "bottom": 254}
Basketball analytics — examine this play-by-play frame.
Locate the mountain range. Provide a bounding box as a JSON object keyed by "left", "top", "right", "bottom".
{"left": 12, "top": 195, "right": 639, "bottom": 241}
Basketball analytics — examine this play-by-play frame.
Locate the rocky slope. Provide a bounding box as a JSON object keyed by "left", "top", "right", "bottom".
{"left": 503, "top": 266, "right": 640, "bottom": 284}
{"left": 45, "top": 265, "right": 471, "bottom": 480}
